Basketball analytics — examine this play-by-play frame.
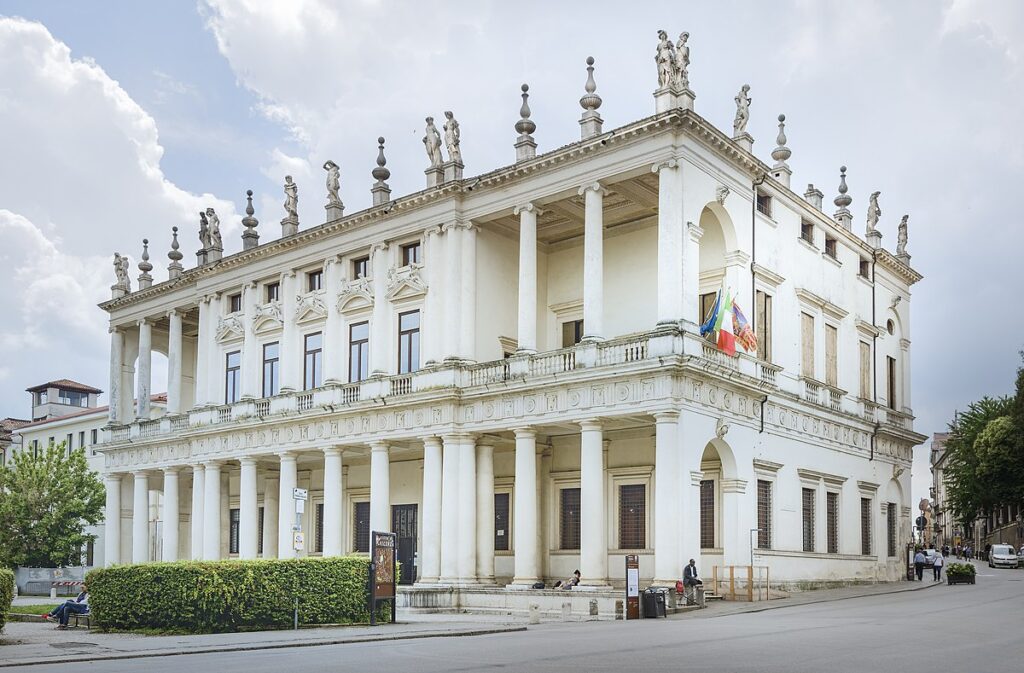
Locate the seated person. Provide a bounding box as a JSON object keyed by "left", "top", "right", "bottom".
{"left": 43, "top": 587, "right": 89, "bottom": 629}
{"left": 552, "top": 569, "right": 582, "bottom": 590}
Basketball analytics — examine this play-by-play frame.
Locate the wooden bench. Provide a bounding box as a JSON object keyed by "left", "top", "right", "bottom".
{"left": 69, "top": 610, "right": 91, "bottom": 629}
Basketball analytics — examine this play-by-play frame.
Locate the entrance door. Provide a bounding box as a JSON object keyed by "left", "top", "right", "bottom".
{"left": 391, "top": 504, "right": 418, "bottom": 585}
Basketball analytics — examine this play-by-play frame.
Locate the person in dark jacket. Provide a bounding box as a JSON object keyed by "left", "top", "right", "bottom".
{"left": 43, "top": 588, "right": 89, "bottom": 629}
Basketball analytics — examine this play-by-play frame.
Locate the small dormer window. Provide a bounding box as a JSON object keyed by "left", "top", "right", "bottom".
{"left": 307, "top": 270, "right": 323, "bottom": 292}
{"left": 800, "top": 221, "right": 814, "bottom": 245}
{"left": 859, "top": 259, "right": 871, "bottom": 279}
{"left": 229, "top": 293, "right": 242, "bottom": 313}
{"left": 824, "top": 236, "right": 837, "bottom": 260}
{"left": 756, "top": 192, "right": 772, "bottom": 217}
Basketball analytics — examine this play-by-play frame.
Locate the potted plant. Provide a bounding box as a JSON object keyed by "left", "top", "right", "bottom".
{"left": 946, "top": 562, "right": 976, "bottom": 585}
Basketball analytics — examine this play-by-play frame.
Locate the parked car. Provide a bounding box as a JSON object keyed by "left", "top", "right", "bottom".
{"left": 988, "top": 544, "right": 1018, "bottom": 569}
{"left": 1018, "top": 546, "right": 1024, "bottom": 568}
{"left": 922, "top": 549, "right": 940, "bottom": 568}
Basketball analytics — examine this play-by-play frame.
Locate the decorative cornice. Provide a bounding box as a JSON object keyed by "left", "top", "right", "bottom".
{"left": 797, "top": 467, "right": 848, "bottom": 486}
{"left": 752, "top": 263, "right": 785, "bottom": 288}
{"left": 795, "top": 288, "right": 849, "bottom": 321}
{"left": 855, "top": 318, "right": 880, "bottom": 338}
{"left": 753, "top": 458, "right": 783, "bottom": 474}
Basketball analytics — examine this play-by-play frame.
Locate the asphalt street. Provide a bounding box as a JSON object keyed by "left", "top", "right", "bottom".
{"left": 10, "top": 565, "right": 1024, "bottom": 672}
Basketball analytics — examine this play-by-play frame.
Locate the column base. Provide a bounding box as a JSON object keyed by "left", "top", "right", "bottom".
{"left": 506, "top": 580, "right": 540, "bottom": 590}
{"left": 574, "top": 581, "right": 612, "bottom": 591}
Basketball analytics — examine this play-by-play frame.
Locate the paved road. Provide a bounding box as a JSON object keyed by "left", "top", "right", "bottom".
{"left": 11, "top": 565, "right": 1023, "bottom": 672}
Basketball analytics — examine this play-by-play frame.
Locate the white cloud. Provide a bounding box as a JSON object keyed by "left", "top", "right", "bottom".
{"left": 0, "top": 17, "right": 238, "bottom": 413}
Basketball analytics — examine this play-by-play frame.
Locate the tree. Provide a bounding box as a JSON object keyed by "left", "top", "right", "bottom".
{"left": 0, "top": 442, "right": 105, "bottom": 568}
{"left": 942, "top": 396, "right": 1012, "bottom": 527}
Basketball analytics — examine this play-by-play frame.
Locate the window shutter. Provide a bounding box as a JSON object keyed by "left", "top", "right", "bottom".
{"left": 618, "top": 484, "right": 646, "bottom": 550}
{"left": 756, "top": 480, "right": 772, "bottom": 549}
{"left": 699, "top": 480, "right": 715, "bottom": 548}
{"left": 801, "top": 313, "right": 815, "bottom": 379}
{"left": 859, "top": 341, "right": 871, "bottom": 399}
{"left": 825, "top": 324, "right": 838, "bottom": 387}
{"left": 826, "top": 492, "right": 839, "bottom": 554}
{"left": 802, "top": 488, "right": 816, "bottom": 552}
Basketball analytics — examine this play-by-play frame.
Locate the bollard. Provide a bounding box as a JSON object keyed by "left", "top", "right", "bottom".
{"left": 589, "top": 599, "right": 598, "bottom": 617}
{"left": 528, "top": 603, "right": 540, "bottom": 624}
{"left": 50, "top": 586, "right": 57, "bottom": 600}
{"left": 561, "top": 601, "right": 572, "bottom": 621}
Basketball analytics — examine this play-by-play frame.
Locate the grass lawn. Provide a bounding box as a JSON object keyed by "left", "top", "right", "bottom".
{"left": 10, "top": 603, "right": 64, "bottom": 615}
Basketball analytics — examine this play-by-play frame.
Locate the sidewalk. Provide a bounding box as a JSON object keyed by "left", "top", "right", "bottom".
{"left": 0, "top": 613, "right": 526, "bottom": 669}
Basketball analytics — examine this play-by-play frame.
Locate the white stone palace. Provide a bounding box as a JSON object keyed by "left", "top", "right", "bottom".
{"left": 97, "top": 33, "right": 925, "bottom": 607}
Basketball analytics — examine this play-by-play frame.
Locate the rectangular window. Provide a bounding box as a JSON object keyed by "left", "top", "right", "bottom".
{"left": 306, "top": 270, "right": 323, "bottom": 292}
{"left": 700, "top": 292, "right": 718, "bottom": 333}
{"left": 757, "top": 480, "right": 772, "bottom": 549}
{"left": 824, "top": 236, "right": 837, "bottom": 259}
{"left": 559, "top": 487, "right": 581, "bottom": 550}
{"left": 861, "top": 497, "right": 873, "bottom": 555}
{"left": 258, "top": 506, "right": 264, "bottom": 555}
{"left": 349, "top": 322, "right": 370, "bottom": 382}
{"left": 802, "top": 488, "right": 816, "bottom": 553}
{"left": 887, "top": 356, "right": 898, "bottom": 410}
{"left": 66, "top": 433, "right": 73, "bottom": 453}
{"left": 859, "top": 341, "right": 871, "bottom": 399}
{"left": 401, "top": 242, "right": 421, "bottom": 266}
{"left": 229, "top": 508, "right": 240, "bottom": 555}
{"left": 755, "top": 290, "right": 772, "bottom": 362}
{"left": 316, "top": 503, "right": 324, "bottom": 554}
{"left": 827, "top": 491, "right": 839, "bottom": 554}
{"left": 57, "top": 389, "right": 89, "bottom": 407}
{"left": 304, "top": 332, "right": 323, "bottom": 390}
{"left": 887, "top": 503, "right": 897, "bottom": 557}
{"left": 229, "top": 293, "right": 242, "bottom": 313}
{"left": 561, "top": 320, "right": 584, "bottom": 348}
{"left": 801, "top": 312, "right": 815, "bottom": 379}
{"left": 800, "top": 220, "right": 814, "bottom": 245}
{"left": 859, "top": 259, "right": 871, "bottom": 279}
{"left": 619, "top": 484, "right": 646, "bottom": 550}
{"left": 90, "top": 429, "right": 98, "bottom": 446}
{"left": 353, "top": 501, "right": 370, "bottom": 553}
{"left": 78, "top": 431, "right": 85, "bottom": 450}
{"left": 225, "top": 350, "right": 241, "bottom": 403}
{"left": 352, "top": 256, "right": 369, "bottom": 279}
{"left": 85, "top": 539, "right": 94, "bottom": 567}
{"left": 825, "top": 324, "right": 838, "bottom": 388}
{"left": 265, "top": 282, "right": 280, "bottom": 302}
{"left": 700, "top": 479, "right": 715, "bottom": 549}
{"left": 398, "top": 310, "right": 421, "bottom": 374}
{"left": 262, "top": 342, "right": 280, "bottom": 398}
{"left": 756, "top": 191, "right": 772, "bottom": 217}
{"left": 494, "top": 492, "right": 510, "bottom": 551}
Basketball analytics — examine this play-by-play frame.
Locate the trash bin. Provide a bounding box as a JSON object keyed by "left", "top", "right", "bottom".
{"left": 642, "top": 588, "right": 667, "bottom": 618}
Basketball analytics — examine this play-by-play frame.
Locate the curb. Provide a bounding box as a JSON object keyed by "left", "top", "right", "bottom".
{"left": 0, "top": 625, "right": 527, "bottom": 669}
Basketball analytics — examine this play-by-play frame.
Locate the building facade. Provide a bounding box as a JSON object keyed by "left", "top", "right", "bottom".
{"left": 96, "top": 37, "right": 925, "bottom": 590}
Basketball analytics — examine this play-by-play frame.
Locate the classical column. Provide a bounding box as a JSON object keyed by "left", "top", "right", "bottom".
{"left": 167, "top": 310, "right": 183, "bottom": 414}
{"left": 439, "top": 434, "right": 460, "bottom": 583}
{"left": 204, "top": 295, "right": 222, "bottom": 406}
{"left": 132, "top": 471, "right": 150, "bottom": 563}
{"left": 514, "top": 204, "right": 539, "bottom": 353}
{"left": 322, "top": 259, "right": 344, "bottom": 384}
{"left": 108, "top": 328, "right": 124, "bottom": 424}
{"left": 279, "top": 273, "right": 300, "bottom": 393}
{"left": 682, "top": 223, "right": 705, "bottom": 326}
{"left": 579, "top": 420, "right": 608, "bottom": 586}
{"left": 322, "top": 448, "right": 344, "bottom": 556}
{"left": 202, "top": 461, "right": 222, "bottom": 560}
{"left": 420, "top": 436, "right": 443, "bottom": 583}
{"left": 421, "top": 228, "right": 442, "bottom": 365}
{"left": 240, "top": 283, "right": 260, "bottom": 399}
{"left": 162, "top": 468, "right": 180, "bottom": 562}
{"left": 580, "top": 182, "right": 606, "bottom": 341}
{"left": 510, "top": 428, "right": 539, "bottom": 587}
{"left": 654, "top": 160, "right": 684, "bottom": 326}
{"left": 678, "top": 418, "right": 702, "bottom": 575}
{"left": 263, "top": 475, "right": 280, "bottom": 558}
{"left": 369, "top": 441, "right": 391, "bottom": 533}
{"left": 190, "top": 465, "right": 204, "bottom": 560}
{"left": 370, "top": 244, "right": 390, "bottom": 376}
{"left": 194, "top": 299, "right": 210, "bottom": 406}
{"left": 460, "top": 224, "right": 477, "bottom": 361}
{"left": 277, "top": 452, "right": 298, "bottom": 559}
{"left": 239, "top": 458, "right": 259, "bottom": 559}
{"left": 104, "top": 474, "right": 122, "bottom": 566}
{"left": 136, "top": 319, "right": 152, "bottom": 418}
{"left": 442, "top": 224, "right": 462, "bottom": 361}
{"left": 457, "top": 435, "right": 478, "bottom": 583}
{"left": 653, "top": 411, "right": 680, "bottom": 584}
{"left": 476, "top": 440, "right": 495, "bottom": 583}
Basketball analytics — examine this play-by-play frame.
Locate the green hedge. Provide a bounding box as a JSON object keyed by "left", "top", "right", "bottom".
{"left": 0, "top": 567, "right": 13, "bottom": 631}
{"left": 86, "top": 556, "right": 392, "bottom": 633}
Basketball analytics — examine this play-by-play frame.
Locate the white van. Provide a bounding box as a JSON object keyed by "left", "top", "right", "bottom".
{"left": 988, "top": 544, "right": 1018, "bottom": 569}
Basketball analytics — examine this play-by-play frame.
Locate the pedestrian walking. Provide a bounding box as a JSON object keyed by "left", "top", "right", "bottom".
{"left": 914, "top": 549, "right": 926, "bottom": 581}
{"left": 932, "top": 552, "right": 944, "bottom": 581}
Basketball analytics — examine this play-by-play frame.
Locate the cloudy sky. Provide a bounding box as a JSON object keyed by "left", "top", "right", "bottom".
{"left": 1, "top": 1, "right": 1021, "bottom": 503}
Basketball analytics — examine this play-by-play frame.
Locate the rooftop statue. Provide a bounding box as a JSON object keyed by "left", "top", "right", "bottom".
{"left": 423, "top": 116, "right": 444, "bottom": 168}
{"left": 655, "top": 30, "right": 675, "bottom": 89}
{"left": 323, "top": 160, "right": 342, "bottom": 207}
{"left": 113, "top": 252, "right": 131, "bottom": 290}
{"left": 733, "top": 84, "right": 751, "bottom": 135}
{"left": 443, "top": 111, "right": 462, "bottom": 164}
{"left": 897, "top": 214, "right": 909, "bottom": 255}
{"left": 674, "top": 32, "right": 690, "bottom": 89}
{"left": 206, "top": 207, "right": 222, "bottom": 249}
{"left": 284, "top": 175, "right": 299, "bottom": 218}
{"left": 866, "top": 191, "right": 881, "bottom": 234}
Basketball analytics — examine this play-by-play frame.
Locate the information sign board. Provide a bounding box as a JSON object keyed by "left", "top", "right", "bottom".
{"left": 368, "top": 530, "right": 397, "bottom": 625}
{"left": 625, "top": 554, "right": 640, "bottom": 620}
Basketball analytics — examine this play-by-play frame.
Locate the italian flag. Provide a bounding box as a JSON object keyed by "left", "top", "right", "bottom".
{"left": 714, "top": 289, "right": 736, "bottom": 356}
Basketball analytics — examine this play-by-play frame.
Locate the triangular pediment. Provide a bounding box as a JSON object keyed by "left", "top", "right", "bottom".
{"left": 385, "top": 265, "right": 427, "bottom": 302}
{"left": 295, "top": 292, "right": 328, "bottom": 324}
{"left": 337, "top": 277, "right": 374, "bottom": 315}
{"left": 216, "top": 316, "right": 245, "bottom": 343}
{"left": 253, "top": 302, "right": 283, "bottom": 335}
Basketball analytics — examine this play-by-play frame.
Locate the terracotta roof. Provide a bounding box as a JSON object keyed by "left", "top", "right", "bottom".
{"left": 25, "top": 379, "right": 103, "bottom": 394}
{"left": 14, "top": 393, "right": 167, "bottom": 430}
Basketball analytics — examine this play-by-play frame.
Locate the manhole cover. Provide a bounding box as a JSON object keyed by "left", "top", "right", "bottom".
{"left": 49, "top": 642, "right": 98, "bottom": 649}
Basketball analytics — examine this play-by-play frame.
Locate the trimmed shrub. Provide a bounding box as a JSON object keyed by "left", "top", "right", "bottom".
{"left": 0, "top": 567, "right": 13, "bottom": 632}
{"left": 86, "top": 556, "right": 391, "bottom": 633}
{"left": 946, "top": 562, "right": 976, "bottom": 576}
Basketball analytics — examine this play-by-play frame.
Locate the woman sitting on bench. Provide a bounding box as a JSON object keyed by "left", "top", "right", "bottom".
{"left": 43, "top": 586, "right": 89, "bottom": 630}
